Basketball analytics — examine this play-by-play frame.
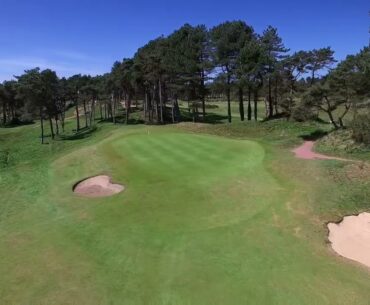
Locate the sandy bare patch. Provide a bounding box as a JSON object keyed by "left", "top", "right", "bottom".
{"left": 292, "top": 141, "right": 348, "bottom": 161}
{"left": 345, "top": 162, "right": 370, "bottom": 181}
{"left": 328, "top": 213, "right": 370, "bottom": 268}
{"left": 73, "top": 175, "right": 124, "bottom": 198}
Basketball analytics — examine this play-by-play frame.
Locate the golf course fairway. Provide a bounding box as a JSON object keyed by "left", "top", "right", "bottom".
{"left": 1, "top": 125, "right": 370, "bottom": 305}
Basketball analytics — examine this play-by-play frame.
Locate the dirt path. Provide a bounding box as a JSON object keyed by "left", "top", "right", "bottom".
{"left": 292, "top": 141, "right": 349, "bottom": 161}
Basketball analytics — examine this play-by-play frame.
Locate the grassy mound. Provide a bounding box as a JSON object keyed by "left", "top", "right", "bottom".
{"left": 316, "top": 129, "right": 370, "bottom": 157}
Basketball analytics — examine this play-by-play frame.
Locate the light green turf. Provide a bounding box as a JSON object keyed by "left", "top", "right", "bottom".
{"left": 1, "top": 122, "right": 370, "bottom": 305}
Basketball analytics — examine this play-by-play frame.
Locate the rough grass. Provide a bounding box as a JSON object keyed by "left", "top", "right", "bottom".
{"left": 316, "top": 129, "right": 370, "bottom": 159}
{"left": 0, "top": 115, "right": 370, "bottom": 304}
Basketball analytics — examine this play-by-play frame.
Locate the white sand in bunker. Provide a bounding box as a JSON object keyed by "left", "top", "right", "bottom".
{"left": 328, "top": 213, "right": 370, "bottom": 268}
{"left": 73, "top": 175, "right": 124, "bottom": 197}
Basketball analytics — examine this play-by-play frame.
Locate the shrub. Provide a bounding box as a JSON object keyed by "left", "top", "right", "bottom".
{"left": 291, "top": 103, "right": 318, "bottom": 122}
{"left": 350, "top": 113, "right": 370, "bottom": 145}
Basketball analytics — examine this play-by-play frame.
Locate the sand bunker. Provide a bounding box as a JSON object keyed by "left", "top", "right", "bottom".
{"left": 328, "top": 213, "right": 370, "bottom": 268}
{"left": 293, "top": 141, "right": 348, "bottom": 161}
{"left": 73, "top": 175, "right": 124, "bottom": 197}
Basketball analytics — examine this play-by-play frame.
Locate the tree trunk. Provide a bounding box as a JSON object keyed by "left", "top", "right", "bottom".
{"left": 238, "top": 87, "right": 244, "bottom": 121}
{"left": 201, "top": 96, "right": 206, "bottom": 121}
{"left": 55, "top": 116, "right": 59, "bottom": 135}
{"left": 274, "top": 77, "right": 279, "bottom": 115}
{"left": 200, "top": 66, "right": 206, "bottom": 121}
{"left": 247, "top": 88, "right": 252, "bottom": 121}
{"left": 148, "top": 90, "right": 152, "bottom": 123}
{"left": 100, "top": 101, "right": 103, "bottom": 120}
{"left": 327, "top": 110, "right": 338, "bottom": 129}
{"left": 40, "top": 108, "right": 44, "bottom": 144}
{"left": 338, "top": 104, "right": 351, "bottom": 128}
{"left": 196, "top": 102, "right": 199, "bottom": 121}
{"left": 171, "top": 99, "right": 175, "bottom": 123}
{"left": 148, "top": 90, "right": 153, "bottom": 123}
{"left": 324, "top": 96, "right": 338, "bottom": 129}
{"left": 192, "top": 102, "right": 196, "bottom": 123}
{"left": 49, "top": 116, "right": 55, "bottom": 140}
{"left": 175, "top": 95, "right": 180, "bottom": 122}
{"left": 2, "top": 101, "right": 6, "bottom": 124}
{"left": 144, "top": 90, "right": 148, "bottom": 121}
{"left": 126, "top": 95, "right": 131, "bottom": 124}
{"left": 61, "top": 110, "right": 65, "bottom": 133}
{"left": 159, "top": 79, "right": 164, "bottom": 123}
{"left": 254, "top": 90, "right": 258, "bottom": 121}
{"left": 226, "top": 74, "right": 232, "bottom": 123}
{"left": 310, "top": 69, "right": 316, "bottom": 86}
{"left": 264, "top": 98, "right": 269, "bottom": 118}
{"left": 90, "top": 99, "right": 95, "bottom": 127}
{"left": 83, "top": 100, "right": 88, "bottom": 128}
{"left": 11, "top": 104, "right": 15, "bottom": 121}
{"left": 75, "top": 99, "right": 80, "bottom": 131}
{"left": 154, "top": 86, "right": 159, "bottom": 123}
{"left": 112, "top": 93, "right": 116, "bottom": 124}
{"left": 268, "top": 76, "right": 273, "bottom": 118}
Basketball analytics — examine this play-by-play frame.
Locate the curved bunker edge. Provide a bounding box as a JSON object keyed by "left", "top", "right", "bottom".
{"left": 73, "top": 175, "right": 125, "bottom": 198}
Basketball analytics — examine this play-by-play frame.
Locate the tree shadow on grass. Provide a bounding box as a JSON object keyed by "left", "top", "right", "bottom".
{"left": 261, "top": 112, "right": 289, "bottom": 122}
{"left": 96, "top": 118, "right": 113, "bottom": 124}
{"left": 204, "top": 113, "right": 228, "bottom": 124}
{"left": 96, "top": 115, "right": 145, "bottom": 125}
{"left": 0, "top": 119, "right": 35, "bottom": 128}
{"left": 59, "top": 126, "right": 97, "bottom": 141}
{"left": 128, "top": 118, "right": 145, "bottom": 125}
{"left": 299, "top": 129, "right": 329, "bottom": 141}
{"left": 179, "top": 110, "right": 227, "bottom": 124}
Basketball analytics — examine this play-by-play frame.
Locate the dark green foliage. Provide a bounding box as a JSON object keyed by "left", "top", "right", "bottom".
{"left": 0, "top": 80, "right": 22, "bottom": 125}
{"left": 237, "top": 37, "right": 266, "bottom": 120}
{"left": 306, "top": 47, "right": 336, "bottom": 84}
{"left": 351, "top": 113, "right": 370, "bottom": 145}
{"left": 291, "top": 102, "right": 318, "bottom": 122}
{"left": 210, "top": 21, "right": 254, "bottom": 122}
{"left": 260, "top": 26, "right": 289, "bottom": 118}
{"left": 303, "top": 47, "right": 369, "bottom": 137}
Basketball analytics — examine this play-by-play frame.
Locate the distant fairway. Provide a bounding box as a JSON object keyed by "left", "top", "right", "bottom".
{"left": 1, "top": 125, "right": 370, "bottom": 305}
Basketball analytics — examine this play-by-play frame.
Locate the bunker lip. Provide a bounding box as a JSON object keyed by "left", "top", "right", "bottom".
{"left": 73, "top": 175, "right": 124, "bottom": 198}
{"left": 292, "top": 141, "right": 348, "bottom": 161}
{"left": 327, "top": 212, "right": 370, "bottom": 269}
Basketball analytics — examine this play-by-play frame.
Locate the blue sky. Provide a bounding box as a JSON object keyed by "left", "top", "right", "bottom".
{"left": 0, "top": 0, "right": 368, "bottom": 81}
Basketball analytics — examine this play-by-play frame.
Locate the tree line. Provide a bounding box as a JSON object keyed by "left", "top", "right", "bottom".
{"left": 1, "top": 21, "right": 369, "bottom": 144}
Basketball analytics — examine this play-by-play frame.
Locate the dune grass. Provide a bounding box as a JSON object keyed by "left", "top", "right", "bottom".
{"left": 0, "top": 119, "right": 370, "bottom": 304}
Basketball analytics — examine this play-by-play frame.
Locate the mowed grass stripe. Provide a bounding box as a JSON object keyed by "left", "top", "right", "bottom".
{"left": 167, "top": 133, "right": 265, "bottom": 170}
{"left": 118, "top": 133, "right": 236, "bottom": 176}
{"left": 123, "top": 134, "right": 194, "bottom": 167}
{"left": 147, "top": 132, "right": 264, "bottom": 173}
